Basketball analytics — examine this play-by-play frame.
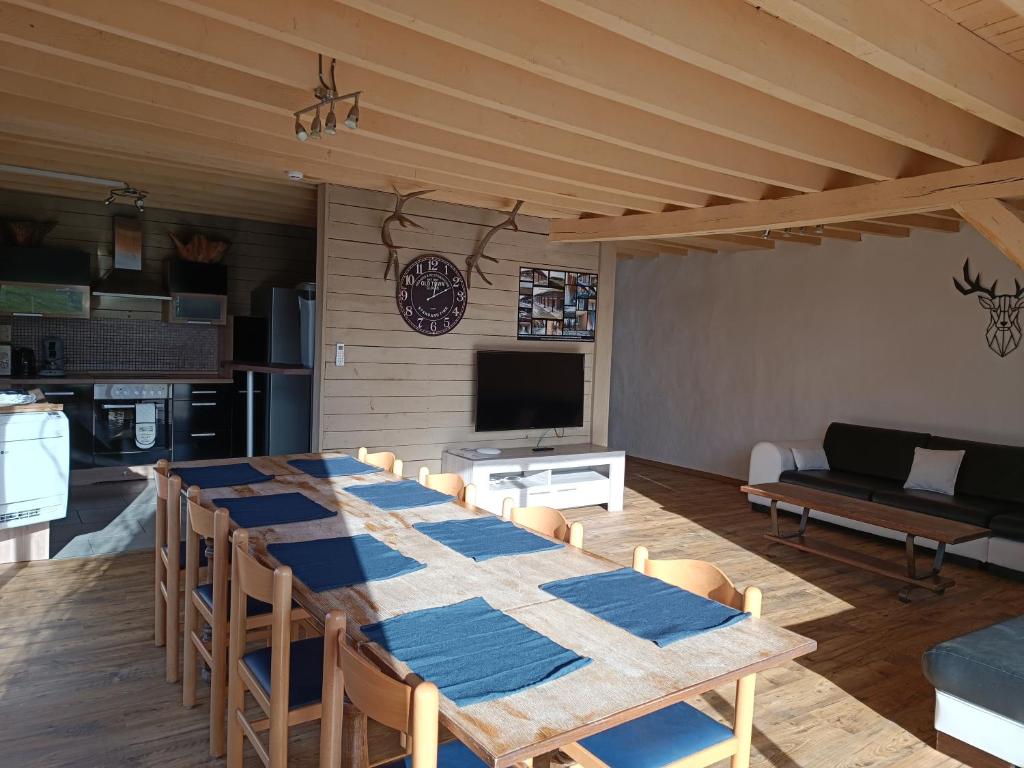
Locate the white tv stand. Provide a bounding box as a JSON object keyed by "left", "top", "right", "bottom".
{"left": 441, "top": 443, "right": 625, "bottom": 516}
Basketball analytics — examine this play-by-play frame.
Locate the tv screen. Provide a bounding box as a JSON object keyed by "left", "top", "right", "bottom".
{"left": 475, "top": 351, "right": 585, "bottom": 432}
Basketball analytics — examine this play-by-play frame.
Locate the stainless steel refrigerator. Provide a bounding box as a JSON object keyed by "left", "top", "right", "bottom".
{"left": 234, "top": 286, "right": 313, "bottom": 456}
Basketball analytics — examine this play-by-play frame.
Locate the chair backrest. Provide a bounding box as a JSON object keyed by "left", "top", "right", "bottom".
{"left": 631, "top": 546, "right": 761, "bottom": 616}
{"left": 358, "top": 447, "right": 402, "bottom": 475}
{"left": 185, "top": 491, "right": 229, "bottom": 606}
{"left": 229, "top": 530, "right": 295, "bottom": 723}
{"left": 501, "top": 499, "right": 583, "bottom": 548}
{"left": 417, "top": 468, "right": 476, "bottom": 505}
{"left": 156, "top": 461, "right": 183, "bottom": 567}
{"left": 324, "top": 611, "right": 439, "bottom": 768}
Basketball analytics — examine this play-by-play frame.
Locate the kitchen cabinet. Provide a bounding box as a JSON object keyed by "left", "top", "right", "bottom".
{"left": 0, "top": 282, "right": 90, "bottom": 319}
{"left": 0, "top": 247, "right": 91, "bottom": 319}
{"left": 35, "top": 385, "right": 94, "bottom": 469}
{"left": 165, "top": 260, "right": 227, "bottom": 326}
{"left": 172, "top": 383, "right": 231, "bottom": 461}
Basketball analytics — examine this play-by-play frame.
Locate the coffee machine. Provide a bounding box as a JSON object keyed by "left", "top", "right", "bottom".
{"left": 38, "top": 336, "right": 65, "bottom": 377}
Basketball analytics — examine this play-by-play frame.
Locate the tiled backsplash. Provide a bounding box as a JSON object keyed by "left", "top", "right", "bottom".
{"left": 10, "top": 317, "right": 219, "bottom": 372}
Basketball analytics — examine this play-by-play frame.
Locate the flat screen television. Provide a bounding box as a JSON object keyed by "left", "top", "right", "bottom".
{"left": 475, "top": 351, "right": 585, "bottom": 431}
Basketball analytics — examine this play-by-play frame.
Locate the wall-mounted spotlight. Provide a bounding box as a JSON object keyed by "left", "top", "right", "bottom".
{"left": 293, "top": 55, "right": 361, "bottom": 142}
{"left": 814, "top": 224, "right": 824, "bottom": 235}
{"left": 762, "top": 228, "right": 770, "bottom": 239}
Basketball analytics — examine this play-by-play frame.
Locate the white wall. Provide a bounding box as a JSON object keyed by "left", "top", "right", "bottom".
{"left": 609, "top": 226, "right": 1024, "bottom": 479}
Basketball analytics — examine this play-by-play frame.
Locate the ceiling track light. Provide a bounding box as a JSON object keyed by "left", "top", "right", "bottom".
{"left": 293, "top": 54, "right": 362, "bottom": 141}
{"left": 104, "top": 185, "right": 148, "bottom": 211}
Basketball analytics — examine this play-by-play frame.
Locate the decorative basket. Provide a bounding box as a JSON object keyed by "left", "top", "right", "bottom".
{"left": 4, "top": 220, "right": 57, "bottom": 247}
{"left": 170, "top": 232, "right": 230, "bottom": 263}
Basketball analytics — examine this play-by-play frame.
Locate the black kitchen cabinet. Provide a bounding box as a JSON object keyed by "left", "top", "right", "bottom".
{"left": 172, "top": 383, "right": 232, "bottom": 462}
{"left": 36, "top": 384, "right": 94, "bottom": 469}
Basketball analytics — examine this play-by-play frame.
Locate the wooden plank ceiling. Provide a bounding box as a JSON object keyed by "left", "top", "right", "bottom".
{"left": 0, "top": 0, "right": 1020, "bottom": 254}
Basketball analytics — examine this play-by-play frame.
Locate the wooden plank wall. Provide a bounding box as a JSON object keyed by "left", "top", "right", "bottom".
{"left": 318, "top": 185, "right": 607, "bottom": 475}
{"left": 0, "top": 188, "right": 315, "bottom": 319}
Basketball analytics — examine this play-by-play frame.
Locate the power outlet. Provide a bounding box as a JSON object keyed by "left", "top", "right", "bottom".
{"left": 334, "top": 343, "right": 345, "bottom": 366}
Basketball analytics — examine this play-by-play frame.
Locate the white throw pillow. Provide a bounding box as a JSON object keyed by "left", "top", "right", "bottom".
{"left": 904, "top": 448, "right": 965, "bottom": 496}
{"left": 792, "top": 446, "right": 829, "bottom": 471}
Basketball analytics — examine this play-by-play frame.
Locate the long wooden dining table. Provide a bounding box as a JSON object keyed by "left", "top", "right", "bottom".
{"left": 174, "top": 452, "right": 817, "bottom": 768}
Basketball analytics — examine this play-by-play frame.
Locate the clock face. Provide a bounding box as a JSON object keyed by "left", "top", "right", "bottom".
{"left": 396, "top": 254, "right": 468, "bottom": 336}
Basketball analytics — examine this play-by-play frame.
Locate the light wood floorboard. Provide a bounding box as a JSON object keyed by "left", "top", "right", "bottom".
{"left": 1, "top": 460, "right": 1021, "bottom": 767}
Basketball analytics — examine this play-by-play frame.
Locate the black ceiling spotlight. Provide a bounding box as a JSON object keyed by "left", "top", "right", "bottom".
{"left": 293, "top": 55, "right": 361, "bottom": 141}
{"left": 104, "top": 185, "right": 148, "bottom": 211}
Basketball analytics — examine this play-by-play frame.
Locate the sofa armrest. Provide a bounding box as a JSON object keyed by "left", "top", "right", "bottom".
{"left": 747, "top": 440, "right": 821, "bottom": 505}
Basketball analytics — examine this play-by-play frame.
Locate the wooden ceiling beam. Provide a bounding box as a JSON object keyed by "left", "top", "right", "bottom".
{"left": 955, "top": 198, "right": 1024, "bottom": 270}
{"left": 157, "top": 0, "right": 852, "bottom": 192}
{"left": 763, "top": 230, "right": 822, "bottom": 246}
{"left": 0, "top": 68, "right": 661, "bottom": 217}
{"left": 829, "top": 221, "right": 910, "bottom": 238}
{"left": 0, "top": 92, "right": 611, "bottom": 219}
{"left": 539, "top": 0, "right": 1012, "bottom": 167}
{"left": 752, "top": 0, "right": 1024, "bottom": 139}
{"left": 1, "top": 1, "right": 785, "bottom": 204}
{"left": 617, "top": 241, "right": 690, "bottom": 257}
{"left": 548, "top": 156, "right": 1024, "bottom": 241}
{"left": 335, "top": 0, "right": 948, "bottom": 180}
{"left": 869, "top": 213, "right": 960, "bottom": 232}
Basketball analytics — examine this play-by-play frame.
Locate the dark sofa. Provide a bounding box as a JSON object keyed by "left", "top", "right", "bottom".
{"left": 748, "top": 422, "right": 1024, "bottom": 571}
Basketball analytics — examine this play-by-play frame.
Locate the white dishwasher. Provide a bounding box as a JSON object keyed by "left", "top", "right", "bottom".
{"left": 0, "top": 409, "right": 70, "bottom": 532}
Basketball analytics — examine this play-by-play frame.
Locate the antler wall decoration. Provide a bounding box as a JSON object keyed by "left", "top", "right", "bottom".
{"left": 466, "top": 200, "right": 523, "bottom": 288}
{"left": 380, "top": 188, "right": 434, "bottom": 280}
{"left": 953, "top": 259, "right": 1024, "bottom": 358}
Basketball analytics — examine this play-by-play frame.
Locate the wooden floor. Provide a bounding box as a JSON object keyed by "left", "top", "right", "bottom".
{"left": 2, "top": 460, "right": 1022, "bottom": 767}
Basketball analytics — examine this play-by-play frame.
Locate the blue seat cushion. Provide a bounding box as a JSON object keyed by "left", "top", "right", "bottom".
{"left": 382, "top": 740, "right": 487, "bottom": 768}
{"left": 164, "top": 540, "right": 208, "bottom": 567}
{"left": 194, "top": 582, "right": 272, "bottom": 617}
{"left": 577, "top": 701, "right": 734, "bottom": 768}
{"left": 242, "top": 637, "right": 324, "bottom": 710}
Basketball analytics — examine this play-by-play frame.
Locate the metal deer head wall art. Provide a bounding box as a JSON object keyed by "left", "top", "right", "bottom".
{"left": 953, "top": 259, "right": 1024, "bottom": 358}
{"left": 380, "top": 188, "right": 434, "bottom": 280}
{"left": 466, "top": 200, "right": 523, "bottom": 288}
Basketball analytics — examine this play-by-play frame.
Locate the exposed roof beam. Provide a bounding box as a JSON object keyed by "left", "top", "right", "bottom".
{"left": 336, "top": 0, "right": 948, "bottom": 180}
{"left": 548, "top": 156, "right": 1024, "bottom": 242}
{"left": 956, "top": 198, "right": 1024, "bottom": 270}
{"left": 0, "top": 0, "right": 775, "bottom": 203}
{"left": 870, "top": 213, "right": 960, "bottom": 232}
{"left": 764, "top": 231, "right": 821, "bottom": 246}
{"left": 160, "top": 0, "right": 856, "bottom": 192}
{"left": 540, "top": 0, "right": 1013, "bottom": 166}
{"left": 829, "top": 221, "right": 910, "bottom": 238}
{"left": 752, "top": 0, "right": 1024, "bottom": 139}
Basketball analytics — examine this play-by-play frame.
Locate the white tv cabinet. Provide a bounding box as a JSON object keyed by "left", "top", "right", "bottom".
{"left": 441, "top": 443, "right": 625, "bottom": 516}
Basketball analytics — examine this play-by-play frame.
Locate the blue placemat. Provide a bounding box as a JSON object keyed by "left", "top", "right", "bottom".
{"left": 361, "top": 597, "right": 591, "bottom": 706}
{"left": 541, "top": 568, "right": 749, "bottom": 647}
{"left": 287, "top": 456, "right": 382, "bottom": 478}
{"left": 174, "top": 462, "right": 274, "bottom": 489}
{"left": 267, "top": 535, "right": 425, "bottom": 592}
{"left": 211, "top": 492, "right": 335, "bottom": 528}
{"left": 413, "top": 516, "right": 562, "bottom": 561}
{"left": 346, "top": 480, "right": 454, "bottom": 511}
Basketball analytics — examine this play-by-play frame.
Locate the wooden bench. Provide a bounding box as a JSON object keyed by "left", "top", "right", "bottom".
{"left": 742, "top": 482, "right": 991, "bottom": 601}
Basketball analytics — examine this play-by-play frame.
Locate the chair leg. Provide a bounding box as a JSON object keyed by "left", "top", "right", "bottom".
{"left": 731, "top": 673, "right": 757, "bottom": 768}
{"left": 226, "top": 666, "right": 245, "bottom": 768}
{"left": 165, "top": 574, "right": 180, "bottom": 683}
{"left": 154, "top": 562, "right": 166, "bottom": 648}
{"left": 210, "top": 613, "right": 229, "bottom": 756}
{"left": 182, "top": 600, "right": 197, "bottom": 707}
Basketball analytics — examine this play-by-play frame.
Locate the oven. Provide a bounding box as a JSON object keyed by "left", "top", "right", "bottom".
{"left": 93, "top": 383, "right": 172, "bottom": 466}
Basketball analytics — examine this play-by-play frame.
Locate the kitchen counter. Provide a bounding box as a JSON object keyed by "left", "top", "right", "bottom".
{"left": 0, "top": 372, "right": 233, "bottom": 385}
{"left": 0, "top": 402, "right": 63, "bottom": 415}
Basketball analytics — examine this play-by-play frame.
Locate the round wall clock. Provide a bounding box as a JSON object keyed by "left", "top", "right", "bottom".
{"left": 396, "top": 254, "right": 468, "bottom": 336}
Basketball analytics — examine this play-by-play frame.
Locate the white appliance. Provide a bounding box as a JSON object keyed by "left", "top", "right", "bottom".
{"left": 0, "top": 410, "right": 70, "bottom": 530}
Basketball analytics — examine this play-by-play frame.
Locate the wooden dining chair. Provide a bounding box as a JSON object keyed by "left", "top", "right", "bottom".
{"left": 561, "top": 547, "right": 763, "bottom": 768}
{"left": 358, "top": 447, "right": 403, "bottom": 477}
{"left": 154, "top": 459, "right": 184, "bottom": 683}
{"left": 319, "top": 610, "right": 490, "bottom": 768}
{"left": 417, "top": 467, "right": 477, "bottom": 506}
{"left": 501, "top": 499, "right": 584, "bottom": 548}
{"left": 226, "top": 529, "right": 324, "bottom": 768}
{"left": 182, "top": 495, "right": 312, "bottom": 757}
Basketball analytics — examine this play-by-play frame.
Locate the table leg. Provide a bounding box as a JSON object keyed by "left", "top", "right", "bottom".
{"left": 769, "top": 500, "right": 780, "bottom": 536}
{"left": 905, "top": 534, "right": 918, "bottom": 579}
{"left": 245, "top": 370, "right": 254, "bottom": 458}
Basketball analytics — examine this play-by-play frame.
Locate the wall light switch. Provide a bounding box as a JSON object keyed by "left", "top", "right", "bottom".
{"left": 335, "top": 343, "right": 345, "bottom": 366}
